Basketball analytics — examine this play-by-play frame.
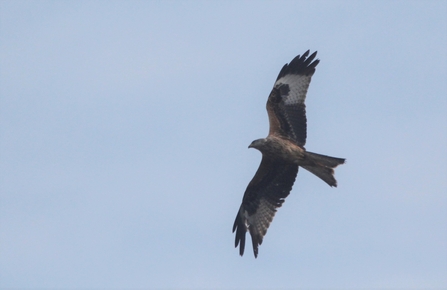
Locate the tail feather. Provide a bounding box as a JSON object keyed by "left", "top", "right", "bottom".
{"left": 302, "top": 151, "right": 345, "bottom": 187}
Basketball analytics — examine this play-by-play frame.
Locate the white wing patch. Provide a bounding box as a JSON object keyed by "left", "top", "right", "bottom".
{"left": 275, "top": 74, "right": 312, "bottom": 105}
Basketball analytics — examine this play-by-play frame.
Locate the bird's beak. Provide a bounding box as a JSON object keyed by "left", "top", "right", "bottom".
{"left": 248, "top": 144, "right": 253, "bottom": 149}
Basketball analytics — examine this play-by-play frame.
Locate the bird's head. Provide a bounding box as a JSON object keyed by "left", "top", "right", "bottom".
{"left": 248, "top": 138, "right": 267, "bottom": 150}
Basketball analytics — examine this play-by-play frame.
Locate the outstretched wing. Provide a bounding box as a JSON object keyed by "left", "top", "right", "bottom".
{"left": 233, "top": 157, "right": 298, "bottom": 257}
{"left": 267, "top": 50, "right": 319, "bottom": 147}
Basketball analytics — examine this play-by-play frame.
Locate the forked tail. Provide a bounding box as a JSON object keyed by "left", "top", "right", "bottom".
{"left": 302, "top": 151, "right": 345, "bottom": 187}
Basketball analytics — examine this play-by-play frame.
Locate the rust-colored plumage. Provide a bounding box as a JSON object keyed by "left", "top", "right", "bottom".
{"left": 233, "top": 51, "right": 345, "bottom": 258}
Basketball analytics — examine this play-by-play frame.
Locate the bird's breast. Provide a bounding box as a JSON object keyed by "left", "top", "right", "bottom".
{"left": 263, "top": 136, "right": 305, "bottom": 163}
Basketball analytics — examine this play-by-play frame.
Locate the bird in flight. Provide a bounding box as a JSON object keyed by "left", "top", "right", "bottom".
{"left": 233, "top": 50, "right": 345, "bottom": 258}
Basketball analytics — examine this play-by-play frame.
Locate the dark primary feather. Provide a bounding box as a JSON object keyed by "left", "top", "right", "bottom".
{"left": 233, "top": 157, "right": 298, "bottom": 257}
{"left": 275, "top": 50, "right": 319, "bottom": 81}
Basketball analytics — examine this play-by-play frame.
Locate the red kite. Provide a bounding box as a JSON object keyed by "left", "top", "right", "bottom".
{"left": 233, "top": 51, "right": 345, "bottom": 258}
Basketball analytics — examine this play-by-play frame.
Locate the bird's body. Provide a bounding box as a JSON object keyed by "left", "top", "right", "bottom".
{"left": 233, "top": 50, "right": 345, "bottom": 258}
{"left": 249, "top": 136, "right": 305, "bottom": 162}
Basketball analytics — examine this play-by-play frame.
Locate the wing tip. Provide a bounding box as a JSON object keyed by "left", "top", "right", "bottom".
{"left": 251, "top": 234, "right": 261, "bottom": 258}
{"left": 233, "top": 210, "right": 263, "bottom": 258}
{"left": 276, "top": 50, "right": 319, "bottom": 81}
{"left": 233, "top": 212, "right": 247, "bottom": 256}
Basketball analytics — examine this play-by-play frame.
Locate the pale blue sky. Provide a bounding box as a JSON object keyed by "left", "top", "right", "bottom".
{"left": 1, "top": 1, "right": 446, "bottom": 289}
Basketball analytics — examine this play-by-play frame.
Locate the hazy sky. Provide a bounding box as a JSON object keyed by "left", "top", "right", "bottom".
{"left": 1, "top": 1, "right": 446, "bottom": 289}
